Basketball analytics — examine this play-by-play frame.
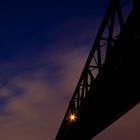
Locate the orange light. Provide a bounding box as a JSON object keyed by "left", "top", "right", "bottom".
{"left": 67, "top": 113, "right": 77, "bottom": 122}
{"left": 70, "top": 114, "right": 76, "bottom": 121}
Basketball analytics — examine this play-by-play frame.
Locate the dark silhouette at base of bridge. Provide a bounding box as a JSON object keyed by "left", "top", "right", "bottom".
{"left": 55, "top": 0, "right": 140, "bottom": 139}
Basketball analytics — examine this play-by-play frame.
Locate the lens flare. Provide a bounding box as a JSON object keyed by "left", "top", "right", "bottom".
{"left": 67, "top": 113, "right": 77, "bottom": 122}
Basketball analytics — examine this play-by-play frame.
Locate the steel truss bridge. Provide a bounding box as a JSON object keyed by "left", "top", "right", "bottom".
{"left": 55, "top": 0, "right": 140, "bottom": 139}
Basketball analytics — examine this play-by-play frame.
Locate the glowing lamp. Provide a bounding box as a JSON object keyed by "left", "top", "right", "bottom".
{"left": 67, "top": 113, "right": 77, "bottom": 122}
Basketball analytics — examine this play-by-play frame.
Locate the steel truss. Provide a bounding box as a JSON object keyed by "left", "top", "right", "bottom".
{"left": 55, "top": 0, "right": 134, "bottom": 139}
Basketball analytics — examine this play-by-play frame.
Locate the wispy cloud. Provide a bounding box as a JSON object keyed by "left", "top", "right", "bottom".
{"left": 1, "top": 15, "right": 139, "bottom": 140}
{"left": 0, "top": 17, "right": 96, "bottom": 140}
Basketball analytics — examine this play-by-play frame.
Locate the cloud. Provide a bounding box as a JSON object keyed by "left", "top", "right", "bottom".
{"left": 1, "top": 15, "right": 139, "bottom": 140}
{"left": 0, "top": 22, "right": 91, "bottom": 139}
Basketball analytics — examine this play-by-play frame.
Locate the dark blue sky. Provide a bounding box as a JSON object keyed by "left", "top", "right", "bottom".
{"left": 0, "top": 0, "right": 140, "bottom": 140}
{"left": 0, "top": 0, "right": 109, "bottom": 60}
{"left": 0, "top": 0, "right": 109, "bottom": 85}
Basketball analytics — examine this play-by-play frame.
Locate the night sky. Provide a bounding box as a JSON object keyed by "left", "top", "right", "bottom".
{"left": 0, "top": 0, "right": 140, "bottom": 140}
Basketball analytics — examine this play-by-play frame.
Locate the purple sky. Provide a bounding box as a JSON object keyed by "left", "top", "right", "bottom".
{"left": 0, "top": 0, "right": 139, "bottom": 139}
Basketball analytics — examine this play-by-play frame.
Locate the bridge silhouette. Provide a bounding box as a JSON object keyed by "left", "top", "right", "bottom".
{"left": 55, "top": 0, "right": 140, "bottom": 139}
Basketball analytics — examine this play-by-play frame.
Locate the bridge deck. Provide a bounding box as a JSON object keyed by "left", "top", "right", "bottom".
{"left": 56, "top": 2, "right": 140, "bottom": 140}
